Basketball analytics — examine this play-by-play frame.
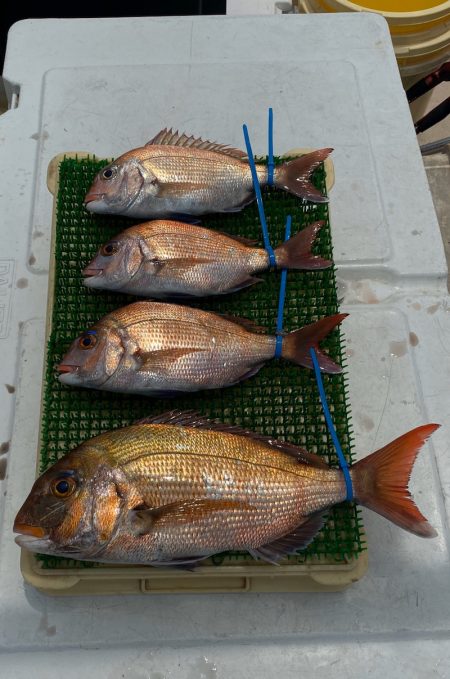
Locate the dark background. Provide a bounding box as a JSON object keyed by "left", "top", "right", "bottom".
{"left": 1, "top": 0, "right": 226, "bottom": 71}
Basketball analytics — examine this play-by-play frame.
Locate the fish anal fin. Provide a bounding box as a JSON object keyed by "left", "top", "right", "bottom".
{"left": 134, "top": 410, "right": 328, "bottom": 469}
{"left": 146, "top": 128, "right": 247, "bottom": 160}
{"left": 248, "top": 513, "right": 326, "bottom": 564}
{"left": 225, "top": 276, "right": 263, "bottom": 294}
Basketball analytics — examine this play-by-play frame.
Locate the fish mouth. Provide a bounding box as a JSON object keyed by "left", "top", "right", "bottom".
{"left": 13, "top": 523, "right": 48, "bottom": 539}
{"left": 56, "top": 364, "right": 78, "bottom": 375}
{"left": 82, "top": 267, "right": 103, "bottom": 278}
{"left": 84, "top": 191, "right": 103, "bottom": 205}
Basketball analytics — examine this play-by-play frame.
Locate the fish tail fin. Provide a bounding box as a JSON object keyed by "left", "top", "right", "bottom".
{"left": 352, "top": 424, "right": 439, "bottom": 537}
{"left": 274, "top": 221, "right": 332, "bottom": 270}
{"left": 281, "top": 313, "right": 347, "bottom": 373}
{"left": 275, "top": 149, "right": 333, "bottom": 203}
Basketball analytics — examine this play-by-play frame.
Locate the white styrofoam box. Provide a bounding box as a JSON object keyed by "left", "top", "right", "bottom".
{"left": 1, "top": 13, "right": 449, "bottom": 676}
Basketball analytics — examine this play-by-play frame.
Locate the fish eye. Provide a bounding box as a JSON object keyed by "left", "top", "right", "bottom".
{"left": 79, "top": 332, "right": 97, "bottom": 350}
{"left": 102, "top": 167, "right": 117, "bottom": 180}
{"left": 101, "top": 242, "right": 119, "bottom": 257}
{"left": 51, "top": 476, "right": 76, "bottom": 498}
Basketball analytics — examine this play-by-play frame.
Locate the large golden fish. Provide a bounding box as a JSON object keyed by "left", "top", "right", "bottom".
{"left": 14, "top": 412, "right": 438, "bottom": 565}
{"left": 84, "top": 128, "right": 332, "bottom": 218}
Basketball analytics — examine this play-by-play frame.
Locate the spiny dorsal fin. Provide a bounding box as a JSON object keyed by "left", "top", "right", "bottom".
{"left": 134, "top": 410, "right": 328, "bottom": 469}
{"left": 219, "top": 313, "right": 267, "bottom": 334}
{"left": 214, "top": 230, "right": 259, "bottom": 247}
{"left": 146, "top": 128, "right": 247, "bottom": 160}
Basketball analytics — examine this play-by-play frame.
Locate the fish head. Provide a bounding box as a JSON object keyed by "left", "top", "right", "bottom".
{"left": 84, "top": 153, "right": 149, "bottom": 215}
{"left": 83, "top": 233, "right": 144, "bottom": 290}
{"left": 14, "top": 447, "right": 128, "bottom": 559}
{"left": 57, "top": 322, "right": 124, "bottom": 388}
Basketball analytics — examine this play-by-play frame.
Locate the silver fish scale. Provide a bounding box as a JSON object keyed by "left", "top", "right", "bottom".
{"left": 140, "top": 149, "right": 267, "bottom": 216}
{"left": 102, "top": 302, "right": 275, "bottom": 394}
{"left": 138, "top": 225, "right": 267, "bottom": 297}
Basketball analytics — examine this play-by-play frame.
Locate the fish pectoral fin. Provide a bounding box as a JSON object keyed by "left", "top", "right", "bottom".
{"left": 157, "top": 182, "right": 206, "bottom": 198}
{"left": 152, "top": 257, "right": 216, "bottom": 273}
{"left": 248, "top": 512, "right": 326, "bottom": 565}
{"left": 131, "top": 498, "right": 252, "bottom": 535}
{"left": 136, "top": 347, "right": 202, "bottom": 372}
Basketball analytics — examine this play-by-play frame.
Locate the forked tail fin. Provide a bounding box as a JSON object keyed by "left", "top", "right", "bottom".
{"left": 281, "top": 313, "right": 347, "bottom": 374}
{"left": 275, "top": 149, "right": 333, "bottom": 203}
{"left": 274, "top": 221, "right": 332, "bottom": 270}
{"left": 352, "top": 424, "right": 439, "bottom": 537}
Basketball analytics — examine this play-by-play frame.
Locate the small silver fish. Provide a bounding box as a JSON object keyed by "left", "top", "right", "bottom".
{"left": 84, "top": 128, "right": 332, "bottom": 218}
{"left": 83, "top": 220, "right": 331, "bottom": 297}
{"left": 57, "top": 301, "right": 346, "bottom": 397}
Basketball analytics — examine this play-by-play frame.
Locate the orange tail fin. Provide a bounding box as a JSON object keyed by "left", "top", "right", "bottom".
{"left": 274, "top": 221, "right": 332, "bottom": 270}
{"left": 281, "top": 313, "right": 347, "bottom": 374}
{"left": 352, "top": 424, "right": 439, "bottom": 537}
{"left": 275, "top": 149, "right": 332, "bottom": 203}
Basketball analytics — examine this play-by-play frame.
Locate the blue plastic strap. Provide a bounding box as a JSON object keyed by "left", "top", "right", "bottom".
{"left": 274, "top": 215, "right": 291, "bottom": 359}
{"left": 267, "top": 107, "right": 275, "bottom": 187}
{"left": 242, "top": 124, "right": 277, "bottom": 268}
{"left": 309, "top": 347, "right": 354, "bottom": 501}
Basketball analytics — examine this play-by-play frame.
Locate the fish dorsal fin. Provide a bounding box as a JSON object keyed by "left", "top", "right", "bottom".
{"left": 219, "top": 314, "right": 267, "bottom": 334}
{"left": 214, "top": 230, "right": 259, "bottom": 247}
{"left": 134, "top": 410, "right": 328, "bottom": 469}
{"left": 146, "top": 128, "right": 247, "bottom": 160}
{"left": 248, "top": 512, "right": 326, "bottom": 564}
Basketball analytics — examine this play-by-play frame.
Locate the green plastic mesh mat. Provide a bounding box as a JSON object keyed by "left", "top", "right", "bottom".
{"left": 37, "top": 155, "right": 365, "bottom": 569}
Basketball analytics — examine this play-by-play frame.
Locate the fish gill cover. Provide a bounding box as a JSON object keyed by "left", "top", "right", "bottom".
{"left": 38, "top": 155, "right": 365, "bottom": 568}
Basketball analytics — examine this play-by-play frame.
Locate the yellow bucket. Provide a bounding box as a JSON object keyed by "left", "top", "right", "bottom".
{"left": 298, "top": 0, "right": 450, "bottom": 80}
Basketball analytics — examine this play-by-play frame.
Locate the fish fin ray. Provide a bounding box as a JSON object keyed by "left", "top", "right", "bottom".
{"left": 274, "top": 222, "right": 332, "bottom": 270}
{"left": 213, "top": 230, "right": 259, "bottom": 246}
{"left": 130, "top": 498, "right": 252, "bottom": 535}
{"left": 276, "top": 149, "right": 332, "bottom": 203}
{"left": 146, "top": 128, "right": 247, "bottom": 160}
{"left": 149, "top": 257, "right": 215, "bottom": 273}
{"left": 224, "top": 276, "right": 263, "bottom": 294}
{"left": 281, "top": 313, "right": 348, "bottom": 374}
{"left": 217, "top": 314, "right": 267, "bottom": 334}
{"left": 353, "top": 424, "right": 439, "bottom": 537}
{"left": 248, "top": 513, "right": 326, "bottom": 564}
{"left": 134, "top": 410, "right": 328, "bottom": 468}
{"left": 136, "top": 347, "right": 203, "bottom": 371}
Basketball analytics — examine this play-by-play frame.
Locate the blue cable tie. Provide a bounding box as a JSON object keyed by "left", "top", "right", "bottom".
{"left": 267, "top": 107, "right": 275, "bottom": 187}
{"left": 274, "top": 215, "right": 291, "bottom": 359}
{"left": 242, "top": 124, "right": 277, "bottom": 268}
{"left": 309, "top": 347, "right": 354, "bottom": 502}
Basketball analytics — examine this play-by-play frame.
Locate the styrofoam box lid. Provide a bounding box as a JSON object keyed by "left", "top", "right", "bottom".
{"left": 0, "top": 13, "right": 449, "bottom": 676}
